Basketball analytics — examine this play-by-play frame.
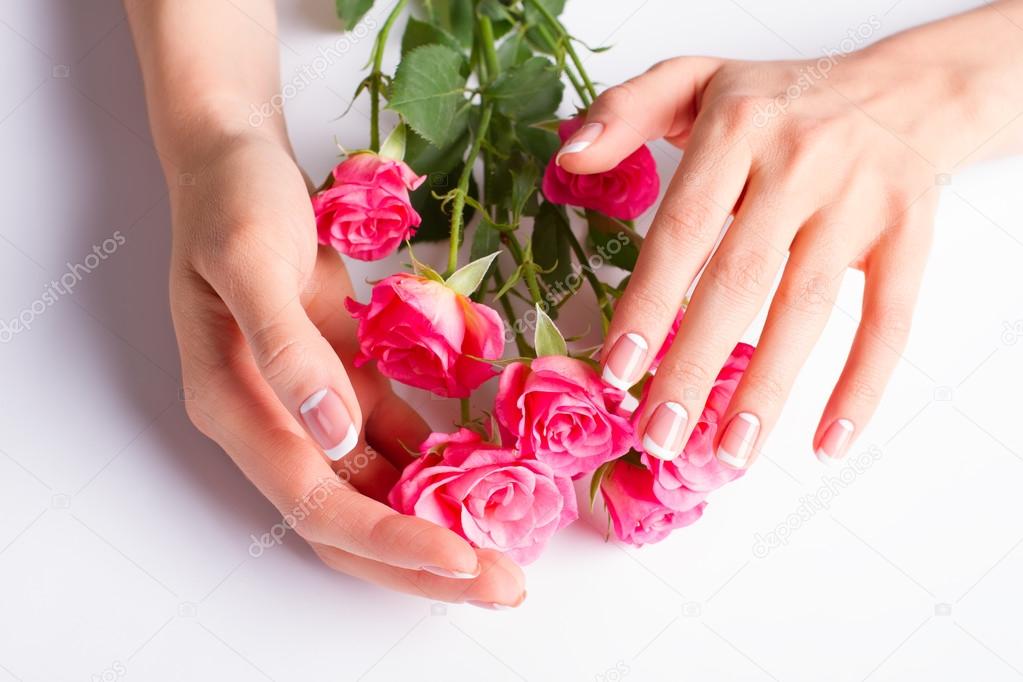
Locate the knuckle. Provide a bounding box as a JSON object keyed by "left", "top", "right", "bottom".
{"left": 664, "top": 358, "right": 712, "bottom": 399}
{"left": 656, "top": 192, "right": 721, "bottom": 248}
{"left": 717, "top": 94, "right": 769, "bottom": 136}
{"left": 708, "top": 249, "right": 769, "bottom": 304}
{"left": 251, "top": 324, "right": 307, "bottom": 387}
{"left": 623, "top": 286, "right": 677, "bottom": 328}
{"left": 866, "top": 302, "right": 914, "bottom": 346}
{"left": 740, "top": 369, "right": 787, "bottom": 407}
{"left": 777, "top": 269, "right": 834, "bottom": 315}
{"left": 598, "top": 82, "right": 638, "bottom": 116}
{"left": 183, "top": 395, "right": 214, "bottom": 437}
{"left": 848, "top": 375, "right": 881, "bottom": 403}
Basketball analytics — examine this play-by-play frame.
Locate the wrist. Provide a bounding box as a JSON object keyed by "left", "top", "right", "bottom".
{"left": 152, "top": 93, "right": 292, "bottom": 176}
{"left": 855, "top": 4, "right": 1023, "bottom": 167}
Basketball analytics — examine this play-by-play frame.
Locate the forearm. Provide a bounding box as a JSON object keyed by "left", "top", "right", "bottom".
{"left": 124, "top": 0, "right": 292, "bottom": 174}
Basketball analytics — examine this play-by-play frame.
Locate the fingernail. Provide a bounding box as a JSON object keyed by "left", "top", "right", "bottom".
{"left": 816, "top": 418, "right": 855, "bottom": 465}
{"left": 717, "top": 413, "right": 760, "bottom": 469}
{"left": 618, "top": 392, "right": 640, "bottom": 414}
{"left": 602, "top": 333, "right": 648, "bottom": 391}
{"left": 641, "top": 402, "right": 689, "bottom": 461}
{"left": 467, "top": 600, "right": 514, "bottom": 611}
{"left": 468, "top": 591, "right": 526, "bottom": 611}
{"left": 300, "top": 388, "right": 358, "bottom": 461}
{"left": 555, "top": 122, "right": 604, "bottom": 166}
{"left": 422, "top": 563, "right": 481, "bottom": 580}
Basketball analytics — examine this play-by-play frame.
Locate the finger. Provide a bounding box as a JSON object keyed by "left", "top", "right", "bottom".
{"left": 712, "top": 211, "right": 862, "bottom": 469}
{"left": 313, "top": 544, "right": 526, "bottom": 608}
{"left": 331, "top": 433, "right": 399, "bottom": 504}
{"left": 366, "top": 392, "right": 432, "bottom": 470}
{"left": 598, "top": 116, "right": 751, "bottom": 397}
{"left": 200, "top": 237, "right": 362, "bottom": 462}
{"left": 638, "top": 176, "right": 799, "bottom": 463}
{"left": 187, "top": 354, "right": 482, "bottom": 578}
{"left": 557, "top": 57, "right": 723, "bottom": 174}
{"left": 815, "top": 207, "right": 934, "bottom": 463}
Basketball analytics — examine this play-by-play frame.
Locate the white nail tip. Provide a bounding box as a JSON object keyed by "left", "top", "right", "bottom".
{"left": 324, "top": 424, "right": 358, "bottom": 461}
{"left": 601, "top": 365, "right": 634, "bottom": 392}
{"left": 555, "top": 140, "right": 592, "bottom": 165}
{"left": 300, "top": 388, "right": 328, "bottom": 413}
{"left": 624, "top": 333, "right": 649, "bottom": 350}
{"left": 618, "top": 392, "right": 640, "bottom": 413}
{"left": 716, "top": 448, "right": 748, "bottom": 469}
{"left": 642, "top": 435, "right": 680, "bottom": 461}
{"left": 814, "top": 448, "right": 841, "bottom": 467}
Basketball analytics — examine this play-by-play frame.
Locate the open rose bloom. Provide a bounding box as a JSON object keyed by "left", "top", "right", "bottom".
{"left": 389, "top": 429, "right": 577, "bottom": 564}
{"left": 313, "top": 153, "right": 426, "bottom": 261}
{"left": 333, "top": 114, "right": 755, "bottom": 563}
{"left": 542, "top": 116, "right": 660, "bottom": 220}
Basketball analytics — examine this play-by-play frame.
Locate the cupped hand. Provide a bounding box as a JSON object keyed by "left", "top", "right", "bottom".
{"left": 560, "top": 43, "right": 967, "bottom": 468}
{"left": 168, "top": 134, "right": 524, "bottom": 606}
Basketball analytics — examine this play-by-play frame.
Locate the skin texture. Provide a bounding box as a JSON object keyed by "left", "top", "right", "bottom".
{"left": 125, "top": 0, "right": 1023, "bottom": 599}
{"left": 561, "top": 1, "right": 1023, "bottom": 469}
{"left": 124, "top": 0, "right": 524, "bottom": 606}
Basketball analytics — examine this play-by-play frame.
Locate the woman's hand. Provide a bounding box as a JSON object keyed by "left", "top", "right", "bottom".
{"left": 169, "top": 133, "right": 525, "bottom": 606}
{"left": 127, "top": 0, "right": 523, "bottom": 606}
{"left": 560, "top": 3, "right": 1023, "bottom": 467}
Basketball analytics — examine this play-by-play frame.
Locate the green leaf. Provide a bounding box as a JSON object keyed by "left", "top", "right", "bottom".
{"left": 488, "top": 57, "right": 564, "bottom": 122}
{"left": 471, "top": 214, "right": 502, "bottom": 257}
{"left": 531, "top": 202, "right": 573, "bottom": 287}
{"left": 400, "top": 17, "right": 462, "bottom": 55}
{"left": 404, "top": 128, "right": 469, "bottom": 177}
{"left": 587, "top": 210, "right": 641, "bottom": 271}
{"left": 388, "top": 45, "right": 470, "bottom": 148}
{"left": 335, "top": 0, "right": 375, "bottom": 29}
{"left": 589, "top": 460, "right": 615, "bottom": 512}
{"left": 378, "top": 122, "right": 406, "bottom": 161}
{"left": 524, "top": 0, "right": 566, "bottom": 22}
{"left": 523, "top": 0, "right": 566, "bottom": 53}
{"left": 445, "top": 252, "right": 501, "bottom": 297}
{"left": 407, "top": 162, "right": 476, "bottom": 245}
{"left": 533, "top": 304, "right": 567, "bottom": 357}
{"left": 497, "top": 30, "right": 533, "bottom": 70}
{"left": 425, "top": 0, "right": 474, "bottom": 47}
{"left": 407, "top": 247, "right": 445, "bottom": 282}
{"left": 516, "top": 121, "right": 560, "bottom": 165}
{"left": 493, "top": 265, "right": 524, "bottom": 300}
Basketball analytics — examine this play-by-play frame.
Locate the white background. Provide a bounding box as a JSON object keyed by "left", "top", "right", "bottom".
{"left": 2, "top": 0, "right": 1023, "bottom": 680}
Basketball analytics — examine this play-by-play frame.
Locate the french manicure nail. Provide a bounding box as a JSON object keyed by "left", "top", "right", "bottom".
{"left": 602, "top": 333, "right": 649, "bottom": 391}
{"left": 422, "top": 564, "right": 481, "bottom": 580}
{"left": 300, "top": 388, "right": 358, "bottom": 461}
{"left": 717, "top": 412, "right": 760, "bottom": 469}
{"left": 467, "top": 600, "right": 514, "bottom": 611}
{"left": 555, "top": 122, "right": 604, "bottom": 166}
{"left": 468, "top": 591, "right": 526, "bottom": 611}
{"left": 641, "top": 402, "right": 689, "bottom": 461}
{"left": 815, "top": 418, "right": 855, "bottom": 465}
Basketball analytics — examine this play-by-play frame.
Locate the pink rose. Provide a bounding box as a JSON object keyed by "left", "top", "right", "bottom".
{"left": 312, "top": 153, "right": 426, "bottom": 261}
{"left": 541, "top": 116, "right": 660, "bottom": 220}
{"left": 600, "top": 460, "right": 707, "bottom": 546}
{"left": 388, "top": 428, "right": 578, "bottom": 564}
{"left": 638, "top": 343, "right": 754, "bottom": 494}
{"left": 495, "top": 356, "right": 633, "bottom": 479}
{"left": 345, "top": 273, "right": 504, "bottom": 398}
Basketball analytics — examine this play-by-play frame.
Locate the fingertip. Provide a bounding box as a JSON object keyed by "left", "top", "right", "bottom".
{"left": 465, "top": 549, "right": 526, "bottom": 607}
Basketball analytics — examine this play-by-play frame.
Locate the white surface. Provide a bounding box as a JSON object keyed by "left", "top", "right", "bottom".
{"left": 2, "top": 1, "right": 1023, "bottom": 680}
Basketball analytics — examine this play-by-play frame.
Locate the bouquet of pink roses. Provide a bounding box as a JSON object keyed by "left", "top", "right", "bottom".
{"left": 314, "top": 0, "right": 754, "bottom": 562}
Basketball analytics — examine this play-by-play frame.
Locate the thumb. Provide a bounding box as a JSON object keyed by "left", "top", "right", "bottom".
{"left": 556, "top": 56, "right": 722, "bottom": 175}
{"left": 205, "top": 249, "right": 363, "bottom": 462}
